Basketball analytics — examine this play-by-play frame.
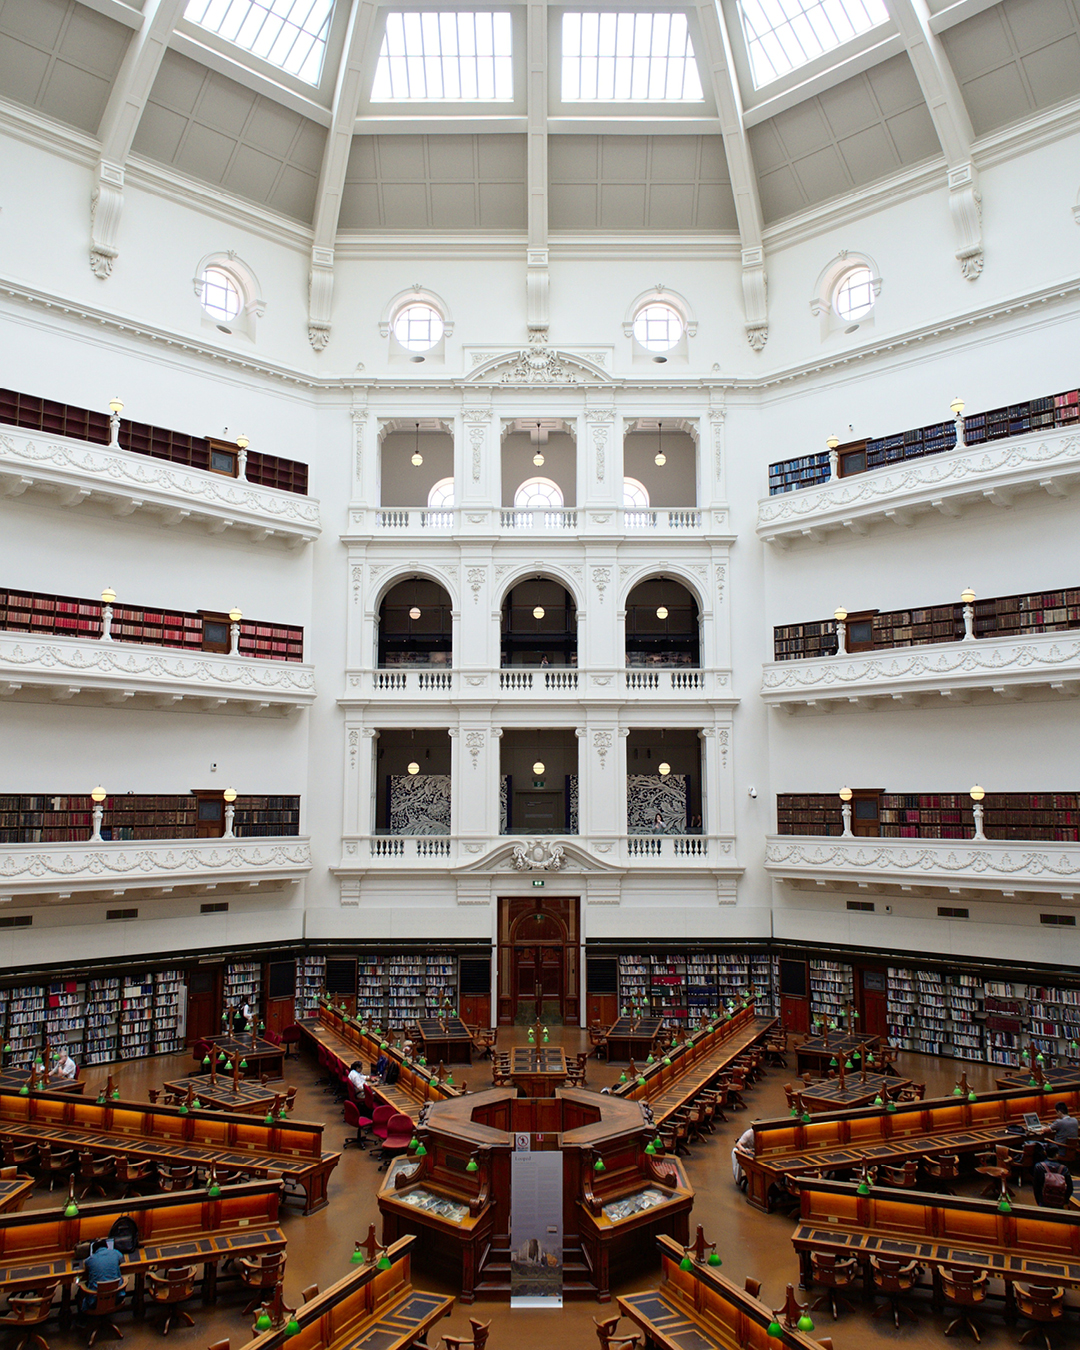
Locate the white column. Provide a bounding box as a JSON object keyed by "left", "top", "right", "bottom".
{"left": 455, "top": 720, "right": 500, "bottom": 843}
{"left": 344, "top": 727, "right": 378, "bottom": 837}
{"left": 700, "top": 724, "right": 731, "bottom": 837}
{"left": 353, "top": 406, "right": 378, "bottom": 508}
{"left": 704, "top": 402, "right": 726, "bottom": 507}
{"left": 578, "top": 722, "right": 621, "bottom": 839}
{"left": 461, "top": 400, "right": 497, "bottom": 510}
{"left": 583, "top": 401, "right": 618, "bottom": 513}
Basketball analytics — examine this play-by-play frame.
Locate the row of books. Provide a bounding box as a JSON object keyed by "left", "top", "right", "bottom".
{"left": 617, "top": 952, "right": 778, "bottom": 1024}
{"left": 0, "top": 794, "right": 300, "bottom": 843}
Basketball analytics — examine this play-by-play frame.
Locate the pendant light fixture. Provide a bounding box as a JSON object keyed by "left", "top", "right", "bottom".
{"left": 656, "top": 605, "right": 668, "bottom": 619}
{"left": 409, "top": 606, "right": 421, "bottom": 620}
{"left": 533, "top": 606, "right": 545, "bottom": 619}
{"left": 533, "top": 421, "right": 545, "bottom": 468}
{"left": 411, "top": 421, "right": 423, "bottom": 467}
{"left": 654, "top": 420, "right": 666, "bottom": 467}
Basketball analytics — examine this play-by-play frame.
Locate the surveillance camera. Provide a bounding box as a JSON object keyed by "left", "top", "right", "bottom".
{"left": 747, "top": 787, "right": 757, "bottom": 799}
{"left": 884, "top": 904, "right": 892, "bottom": 913}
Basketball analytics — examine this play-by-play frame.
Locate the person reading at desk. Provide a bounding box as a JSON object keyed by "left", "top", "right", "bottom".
{"left": 1036, "top": 1101, "right": 1079, "bottom": 1160}
{"left": 81, "top": 1238, "right": 125, "bottom": 1311}
{"left": 347, "top": 1061, "right": 367, "bottom": 1093}
{"left": 55, "top": 1049, "right": 77, "bottom": 1079}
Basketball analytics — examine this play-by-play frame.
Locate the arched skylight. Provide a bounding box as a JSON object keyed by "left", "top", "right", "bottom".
{"left": 624, "top": 478, "right": 650, "bottom": 509}
{"left": 184, "top": 0, "right": 334, "bottom": 84}
{"left": 372, "top": 12, "right": 514, "bottom": 100}
{"left": 561, "top": 13, "right": 703, "bottom": 101}
{"left": 428, "top": 478, "right": 455, "bottom": 509}
{"left": 514, "top": 477, "right": 565, "bottom": 509}
{"left": 737, "top": 0, "right": 890, "bottom": 89}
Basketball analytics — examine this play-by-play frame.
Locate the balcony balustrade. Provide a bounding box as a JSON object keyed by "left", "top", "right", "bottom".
{"left": 342, "top": 833, "right": 733, "bottom": 869}
{"left": 346, "top": 506, "right": 720, "bottom": 539}
{"left": 344, "top": 667, "right": 733, "bottom": 701}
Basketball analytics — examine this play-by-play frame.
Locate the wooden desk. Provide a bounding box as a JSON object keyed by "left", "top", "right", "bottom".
{"left": 997, "top": 1067, "right": 1080, "bottom": 1091}
{"left": 800, "top": 1073, "right": 908, "bottom": 1112}
{"left": 605, "top": 1017, "right": 663, "bottom": 1063}
{"left": 507, "top": 1047, "right": 567, "bottom": 1097}
{"left": 740, "top": 1085, "right": 1080, "bottom": 1213}
{"left": 203, "top": 1035, "right": 285, "bottom": 1080}
{"left": 298, "top": 1012, "right": 459, "bottom": 1122}
{"left": 796, "top": 1033, "right": 879, "bottom": 1077}
{"left": 618, "top": 1234, "right": 821, "bottom": 1350}
{"left": 792, "top": 1176, "right": 1080, "bottom": 1313}
{"left": 163, "top": 1076, "right": 280, "bottom": 1116}
{"left": 0, "top": 1180, "right": 284, "bottom": 1324}
{"left": 0, "top": 1087, "right": 337, "bottom": 1215}
{"left": 0, "top": 1178, "right": 33, "bottom": 1213}
{"left": 413, "top": 1020, "right": 473, "bottom": 1065}
{"left": 240, "top": 1236, "right": 451, "bottom": 1350}
{"left": 0, "top": 1073, "right": 84, "bottom": 1096}
{"left": 616, "top": 1009, "right": 776, "bottom": 1126}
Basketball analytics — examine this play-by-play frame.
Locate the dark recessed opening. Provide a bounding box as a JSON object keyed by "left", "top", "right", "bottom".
{"left": 216, "top": 325, "right": 232, "bottom": 334}
{"left": 845, "top": 324, "right": 860, "bottom": 334}
{"left": 410, "top": 355, "right": 425, "bottom": 363}
{"left": 652, "top": 355, "right": 667, "bottom": 363}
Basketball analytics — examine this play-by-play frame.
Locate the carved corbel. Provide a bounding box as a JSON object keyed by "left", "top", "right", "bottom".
{"left": 948, "top": 163, "right": 983, "bottom": 281}
{"left": 308, "top": 245, "right": 334, "bottom": 350}
{"left": 741, "top": 247, "right": 768, "bottom": 351}
{"left": 90, "top": 161, "right": 125, "bottom": 278}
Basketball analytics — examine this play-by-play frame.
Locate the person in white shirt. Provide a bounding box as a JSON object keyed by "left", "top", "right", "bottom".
{"left": 732, "top": 1126, "right": 755, "bottom": 1187}
{"left": 55, "top": 1050, "right": 77, "bottom": 1080}
{"left": 347, "top": 1061, "right": 367, "bottom": 1094}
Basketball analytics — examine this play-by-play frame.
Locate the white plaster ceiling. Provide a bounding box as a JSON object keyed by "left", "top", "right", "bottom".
{"left": 0, "top": 0, "right": 1077, "bottom": 232}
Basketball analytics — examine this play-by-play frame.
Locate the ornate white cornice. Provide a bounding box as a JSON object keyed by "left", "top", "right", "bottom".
{"left": 0, "top": 633, "right": 315, "bottom": 712}
{"left": 0, "top": 429, "right": 321, "bottom": 545}
{"left": 0, "top": 837, "right": 312, "bottom": 899}
{"left": 765, "top": 835, "right": 1080, "bottom": 898}
{"left": 757, "top": 428, "right": 1080, "bottom": 545}
{"left": 761, "top": 631, "right": 1080, "bottom": 709}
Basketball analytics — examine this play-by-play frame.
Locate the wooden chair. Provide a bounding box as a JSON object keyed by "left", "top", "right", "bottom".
{"left": 975, "top": 1145, "right": 1015, "bottom": 1200}
{"left": 940, "top": 1266, "right": 988, "bottom": 1342}
{"left": 78, "top": 1153, "right": 116, "bottom": 1200}
{"left": 0, "top": 1283, "right": 58, "bottom": 1350}
{"left": 564, "top": 1066, "right": 587, "bottom": 1088}
{"left": 588, "top": 1025, "right": 609, "bottom": 1061}
{"left": 1016, "top": 1282, "right": 1066, "bottom": 1350}
{"left": 145, "top": 1266, "right": 197, "bottom": 1335}
{"left": 870, "top": 1255, "right": 921, "bottom": 1327}
{"left": 442, "top": 1318, "right": 491, "bottom": 1350}
{"left": 76, "top": 1277, "right": 126, "bottom": 1346}
{"left": 921, "top": 1153, "right": 961, "bottom": 1195}
{"left": 877, "top": 1160, "right": 920, "bottom": 1190}
{"left": 593, "top": 1315, "right": 640, "bottom": 1350}
{"left": 2, "top": 1140, "right": 36, "bottom": 1170}
{"left": 115, "top": 1158, "right": 156, "bottom": 1198}
{"left": 743, "top": 1278, "right": 761, "bottom": 1298}
{"left": 283, "top": 1087, "right": 297, "bottom": 1113}
{"left": 809, "top": 1253, "right": 859, "bottom": 1320}
{"left": 37, "top": 1145, "right": 75, "bottom": 1192}
{"left": 299, "top": 1285, "right": 319, "bottom": 1304}
{"left": 238, "top": 1252, "right": 285, "bottom": 1316}
{"left": 1008, "top": 1140, "right": 1041, "bottom": 1187}
{"left": 157, "top": 1165, "right": 194, "bottom": 1193}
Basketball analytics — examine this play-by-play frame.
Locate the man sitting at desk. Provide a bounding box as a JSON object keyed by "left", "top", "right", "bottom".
{"left": 1037, "top": 1101, "right": 1079, "bottom": 1160}
{"left": 55, "top": 1049, "right": 77, "bottom": 1079}
{"left": 81, "top": 1239, "right": 125, "bottom": 1310}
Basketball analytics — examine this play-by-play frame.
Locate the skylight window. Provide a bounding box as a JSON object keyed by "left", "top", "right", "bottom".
{"left": 738, "top": 0, "right": 890, "bottom": 88}
{"left": 562, "top": 13, "right": 703, "bottom": 101}
{"left": 371, "top": 13, "right": 513, "bottom": 101}
{"left": 184, "top": 0, "right": 334, "bottom": 84}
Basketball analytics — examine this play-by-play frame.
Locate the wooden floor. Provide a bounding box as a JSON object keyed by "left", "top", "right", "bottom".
{"left": 27, "top": 1033, "right": 1014, "bottom": 1350}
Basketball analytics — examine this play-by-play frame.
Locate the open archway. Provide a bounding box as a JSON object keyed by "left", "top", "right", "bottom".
{"left": 378, "top": 577, "right": 453, "bottom": 668}
{"left": 501, "top": 577, "right": 577, "bottom": 667}
{"left": 625, "top": 577, "right": 700, "bottom": 667}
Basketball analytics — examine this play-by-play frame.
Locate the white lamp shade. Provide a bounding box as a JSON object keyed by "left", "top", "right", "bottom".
{"left": 407, "top": 762, "right": 420, "bottom": 775}
{"left": 961, "top": 589, "right": 976, "bottom": 605}
{"left": 834, "top": 607, "right": 847, "bottom": 622}
{"left": 223, "top": 788, "right": 237, "bottom": 802}
{"left": 532, "top": 762, "right": 545, "bottom": 775}
{"left": 236, "top": 434, "right": 249, "bottom": 449}
{"left": 658, "top": 762, "right": 671, "bottom": 776}
{"left": 229, "top": 609, "right": 242, "bottom": 623}
{"left": 409, "top": 607, "right": 421, "bottom": 620}
{"left": 411, "top": 451, "right": 423, "bottom": 466}
{"left": 656, "top": 606, "right": 668, "bottom": 619}
{"left": 533, "top": 606, "right": 545, "bottom": 619}
{"left": 101, "top": 588, "right": 116, "bottom": 605}
{"left": 839, "top": 787, "right": 853, "bottom": 802}
{"left": 970, "top": 785, "right": 985, "bottom": 801}
{"left": 108, "top": 398, "right": 124, "bottom": 415}
{"left": 90, "top": 786, "right": 107, "bottom": 803}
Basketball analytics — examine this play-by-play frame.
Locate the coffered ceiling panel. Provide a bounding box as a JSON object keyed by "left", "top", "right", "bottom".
{"left": 941, "top": 0, "right": 1080, "bottom": 137}
{"left": 339, "top": 135, "right": 527, "bottom": 230}
{"left": 749, "top": 53, "right": 941, "bottom": 224}
{"left": 0, "top": 0, "right": 129, "bottom": 134}
{"left": 548, "top": 135, "right": 735, "bottom": 231}
{"left": 132, "top": 50, "right": 326, "bottom": 223}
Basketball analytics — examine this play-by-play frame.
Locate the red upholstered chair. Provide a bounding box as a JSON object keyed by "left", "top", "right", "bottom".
{"left": 281, "top": 1025, "right": 303, "bottom": 1059}
{"left": 368, "top": 1105, "right": 396, "bottom": 1157}
{"left": 343, "top": 1100, "right": 371, "bottom": 1148}
{"left": 379, "top": 1114, "right": 415, "bottom": 1170}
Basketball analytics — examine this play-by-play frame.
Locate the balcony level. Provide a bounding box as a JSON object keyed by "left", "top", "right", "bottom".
{"left": 763, "top": 585, "right": 1080, "bottom": 711}
{"left": 0, "top": 425, "right": 321, "bottom": 547}
{"left": 0, "top": 589, "right": 313, "bottom": 714}
{"left": 757, "top": 424, "right": 1080, "bottom": 548}
{"left": 344, "top": 666, "right": 734, "bottom": 702}
{"left": 345, "top": 504, "right": 730, "bottom": 541}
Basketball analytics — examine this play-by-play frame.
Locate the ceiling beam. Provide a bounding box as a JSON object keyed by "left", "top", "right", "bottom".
{"left": 90, "top": 0, "right": 189, "bottom": 278}
{"left": 691, "top": 0, "right": 768, "bottom": 350}
{"left": 526, "top": 0, "right": 550, "bottom": 339}
{"left": 308, "top": 0, "right": 383, "bottom": 350}
{"left": 885, "top": 0, "right": 983, "bottom": 279}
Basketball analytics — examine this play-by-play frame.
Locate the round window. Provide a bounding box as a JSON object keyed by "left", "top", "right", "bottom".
{"left": 633, "top": 303, "right": 683, "bottom": 352}
{"left": 199, "top": 266, "right": 242, "bottom": 322}
{"left": 833, "top": 266, "right": 875, "bottom": 322}
{"left": 393, "top": 303, "right": 445, "bottom": 351}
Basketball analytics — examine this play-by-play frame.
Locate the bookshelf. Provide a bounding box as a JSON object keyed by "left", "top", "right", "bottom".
{"left": 387, "top": 956, "right": 426, "bottom": 1028}
{"left": 0, "top": 793, "right": 300, "bottom": 843}
{"left": 85, "top": 977, "right": 120, "bottom": 1064}
{"left": 223, "top": 962, "right": 261, "bottom": 1019}
{"left": 295, "top": 955, "right": 326, "bottom": 1019}
{"left": 153, "top": 970, "right": 185, "bottom": 1054}
{"left": 773, "top": 620, "right": 838, "bottom": 662}
{"left": 946, "top": 974, "right": 984, "bottom": 1061}
{"left": 1027, "top": 984, "right": 1080, "bottom": 1060}
{"left": 7, "top": 985, "right": 44, "bottom": 1061}
{"left": 424, "top": 953, "right": 458, "bottom": 1017}
{"left": 767, "top": 384, "right": 1080, "bottom": 493}
{"left": 886, "top": 969, "right": 917, "bottom": 1051}
{"left": 776, "top": 791, "right": 1080, "bottom": 841}
{"left": 120, "top": 973, "right": 154, "bottom": 1060}
{"left": 809, "top": 959, "right": 853, "bottom": 1026}
{"left": 45, "top": 980, "right": 86, "bottom": 1060}
{"left": 233, "top": 797, "right": 301, "bottom": 838}
{"left": 357, "top": 958, "right": 384, "bottom": 1023}
{"left": 616, "top": 951, "right": 779, "bottom": 1026}
{"left": 0, "top": 387, "right": 309, "bottom": 497}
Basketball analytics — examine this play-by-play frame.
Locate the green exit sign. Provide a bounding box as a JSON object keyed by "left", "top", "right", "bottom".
{"left": 532, "top": 879, "right": 545, "bottom": 887}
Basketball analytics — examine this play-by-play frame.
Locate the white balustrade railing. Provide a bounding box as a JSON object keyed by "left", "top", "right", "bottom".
{"left": 625, "top": 669, "right": 705, "bottom": 691}
{"left": 351, "top": 834, "right": 715, "bottom": 865}
{"left": 368, "top": 505, "right": 705, "bottom": 533}
{"left": 500, "top": 670, "right": 533, "bottom": 690}
{"left": 375, "top": 671, "right": 408, "bottom": 690}
{"left": 499, "top": 508, "right": 579, "bottom": 531}
{"left": 350, "top": 667, "right": 714, "bottom": 697}
{"left": 624, "top": 510, "right": 657, "bottom": 530}
{"left": 416, "top": 670, "right": 452, "bottom": 691}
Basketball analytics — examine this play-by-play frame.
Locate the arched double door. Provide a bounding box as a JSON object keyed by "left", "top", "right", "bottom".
{"left": 497, "top": 897, "right": 580, "bottom": 1026}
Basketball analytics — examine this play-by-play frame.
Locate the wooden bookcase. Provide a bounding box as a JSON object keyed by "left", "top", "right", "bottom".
{"left": 777, "top": 791, "right": 1080, "bottom": 841}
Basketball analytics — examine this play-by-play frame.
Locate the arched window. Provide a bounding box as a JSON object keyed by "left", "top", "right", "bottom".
{"left": 428, "top": 478, "right": 455, "bottom": 509}
{"left": 393, "top": 303, "right": 445, "bottom": 351}
{"left": 193, "top": 253, "right": 264, "bottom": 338}
{"left": 199, "top": 265, "right": 242, "bottom": 322}
{"left": 514, "top": 477, "right": 565, "bottom": 509}
{"left": 833, "top": 266, "right": 875, "bottom": 321}
{"left": 623, "top": 477, "right": 650, "bottom": 508}
{"left": 632, "top": 302, "right": 683, "bottom": 352}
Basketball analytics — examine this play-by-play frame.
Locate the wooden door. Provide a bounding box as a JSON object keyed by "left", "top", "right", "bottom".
{"left": 186, "top": 967, "right": 219, "bottom": 1045}
{"left": 851, "top": 789, "right": 883, "bottom": 837}
{"left": 778, "top": 958, "right": 810, "bottom": 1034}
{"left": 513, "top": 942, "right": 564, "bottom": 1024}
{"left": 497, "top": 899, "right": 580, "bottom": 1026}
{"left": 857, "top": 967, "right": 889, "bottom": 1038}
{"left": 193, "top": 790, "right": 225, "bottom": 838}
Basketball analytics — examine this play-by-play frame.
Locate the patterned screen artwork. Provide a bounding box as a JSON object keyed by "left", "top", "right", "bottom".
{"left": 567, "top": 775, "right": 578, "bottom": 834}
{"left": 389, "top": 774, "right": 451, "bottom": 835}
{"left": 500, "top": 775, "right": 509, "bottom": 833}
{"left": 627, "top": 773, "right": 688, "bottom": 833}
